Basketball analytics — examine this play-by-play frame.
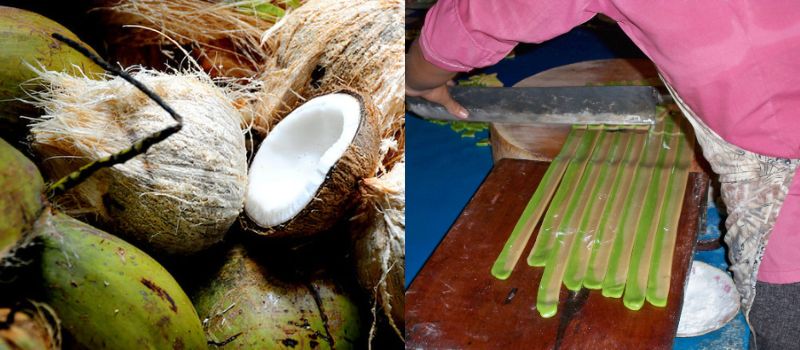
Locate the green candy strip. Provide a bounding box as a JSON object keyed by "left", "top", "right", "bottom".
{"left": 562, "top": 132, "right": 629, "bottom": 291}
{"left": 622, "top": 126, "right": 680, "bottom": 310}
{"left": 646, "top": 119, "right": 694, "bottom": 307}
{"left": 537, "top": 132, "right": 611, "bottom": 317}
{"left": 527, "top": 128, "right": 601, "bottom": 267}
{"left": 583, "top": 132, "right": 647, "bottom": 289}
{"left": 601, "top": 119, "right": 671, "bottom": 298}
{"left": 491, "top": 127, "right": 584, "bottom": 279}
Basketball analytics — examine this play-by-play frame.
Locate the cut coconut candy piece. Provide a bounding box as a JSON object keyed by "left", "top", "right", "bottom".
{"left": 562, "top": 132, "right": 631, "bottom": 291}
{"left": 527, "top": 127, "right": 600, "bottom": 267}
{"left": 244, "top": 93, "right": 380, "bottom": 237}
{"left": 491, "top": 128, "right": 581, "bottom": 280}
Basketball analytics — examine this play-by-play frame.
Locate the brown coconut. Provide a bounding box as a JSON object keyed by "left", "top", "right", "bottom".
{"left": 241, "top": 92, "right": 380, "bottom": 238}
{"left": 254, "top": 0, "right": 404, "bottom": 169}
{"left": 28, "top": 69, "right": 249, "bottom": 255}
{"left": 0, "top": 301, "right": 61, "bottom": 350}
{"left": 91, "top": 0, "right": 295, "bottom": 77}
{"left": 351, "top": 160, "right": 405, "bottom": 340}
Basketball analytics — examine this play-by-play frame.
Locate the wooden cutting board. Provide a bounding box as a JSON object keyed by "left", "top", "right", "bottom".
{"left": 406, "top": 159, "right": 709, "bottom": 349}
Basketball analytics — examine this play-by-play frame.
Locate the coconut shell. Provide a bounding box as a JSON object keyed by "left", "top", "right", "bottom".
{"left": 192, "top": 245, "right": 363, "bottom": 349}
{"left": 255, "top": 0, "right": 404, "bottom": 149}
{"left": 29, "top": 70, "right": 249, "bottom": 255}
{"left": 0, "top": 6, "right": 103, "bottom": 137}
{"left": 351, "top": 160, "right": 405, "bottom": 340}
{"left": 0, "top": 138, "right": 44, "bottom": 270}
{"left": 35, "top": 209, "right": 207, "bottom": 350}
{"left": 0, "top": 301, "right": 61, "bottom": 350}
{"left": 242, "top": 92, "right": 380, "bottom": 238}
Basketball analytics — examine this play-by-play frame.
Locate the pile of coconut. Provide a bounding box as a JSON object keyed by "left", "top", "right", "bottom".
{"left": 16, "top": 0, "right": 405, "bottom": 345}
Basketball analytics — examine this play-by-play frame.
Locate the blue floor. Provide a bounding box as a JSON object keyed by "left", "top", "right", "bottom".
{"left": 406, "top": 18, "right": 748, "bottom": 349}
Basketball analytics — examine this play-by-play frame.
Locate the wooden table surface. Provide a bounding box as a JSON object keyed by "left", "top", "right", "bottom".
{"left": 406, "top": 159, "right": 709, "bottom": 350}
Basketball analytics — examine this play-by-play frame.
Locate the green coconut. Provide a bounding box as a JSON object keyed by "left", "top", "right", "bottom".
{"left": 193, "top": 245, "right": 363, "bottom": 349}
{"left": 29, "top": 69, "right": 249, "bottom": 255}
{"left": 0, "top": 6, "right": 102, "bottom": 134}
{"left": 0, "top": 138, "right": 44, "bottom": 275}
{"left": 0, "top": 301, "right": 61, "bottom": 350}
{"left": 35, "top": 209, "right": 207, "bottom": 350}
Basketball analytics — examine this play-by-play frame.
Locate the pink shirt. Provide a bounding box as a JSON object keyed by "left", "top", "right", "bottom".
{"left": 421, "top": 0, "right": 800, "bottom": 283}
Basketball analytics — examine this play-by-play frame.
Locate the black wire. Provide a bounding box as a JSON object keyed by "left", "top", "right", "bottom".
{"left": 46, "top": 33, "right": 185, "bottom": 198}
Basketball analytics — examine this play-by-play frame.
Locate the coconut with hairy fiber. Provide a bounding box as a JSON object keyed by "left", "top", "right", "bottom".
{"left": 192, "top": 244, "right": 363, "bottom": 349}
{"left": 0, "top": 301, "right": 61, "bottom": 350}
{"left": 28, "top": 69, "right": 249, "bottom": 255}
{"left": 255, "top": 0, "right": 404, "bottom": 168}
{"left": 91, "top": 0, "right": 297, "bottom": 76}
{"left": 351, "top": 160, "right": 405, "bottom": 341}
{"left": 243, "top": 92, "right": 379, "bottom": 237}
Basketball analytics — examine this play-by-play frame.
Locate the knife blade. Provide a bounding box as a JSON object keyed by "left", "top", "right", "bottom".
{"left": 406, "top": 85, "right": 665, "bottom": 125}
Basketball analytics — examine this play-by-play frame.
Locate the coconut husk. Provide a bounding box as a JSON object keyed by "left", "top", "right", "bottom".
{"left": 92, "top": 0, "right": 297, "bottom": 77}
{"left": 254, "top": 0, "right": 404, "bottom": 170}
{"left": 28, "top": 68, "right": 251, "bottom": 255}
{"left": 0, "top": 301, "right": 61, "bottom": 350}
{"left": 351, "top": 160, "right": 405, "bottom": 342}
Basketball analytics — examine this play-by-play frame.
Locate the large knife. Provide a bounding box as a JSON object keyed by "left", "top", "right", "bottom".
{"left": 406, "top": 85, "right": 666, "bottom": 125}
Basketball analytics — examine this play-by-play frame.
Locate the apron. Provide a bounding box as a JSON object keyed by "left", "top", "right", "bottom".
{"left": 663, "top": 79, "right": 800, "bottom": 331}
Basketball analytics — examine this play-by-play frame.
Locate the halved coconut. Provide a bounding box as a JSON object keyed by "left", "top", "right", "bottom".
{"left": 243, "top": 92, "right": 379, "bottom": 237}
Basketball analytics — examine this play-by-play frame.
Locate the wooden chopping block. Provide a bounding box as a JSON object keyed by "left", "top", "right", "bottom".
{"left": 406, "top": 159, "right": 709, "bottom": 349}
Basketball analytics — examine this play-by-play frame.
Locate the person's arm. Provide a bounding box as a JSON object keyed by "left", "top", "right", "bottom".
{"left": 406, "top": 39, "right": 468, "bottom": 119}
{"left": 406, "top": 0, "right": 596, "bottom": 119}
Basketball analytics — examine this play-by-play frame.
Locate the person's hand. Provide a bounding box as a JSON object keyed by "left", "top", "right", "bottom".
{"left": 406, "top": 39, "right": 469, "bottom": 119}
{"left": 406, "top": 80, "right": 469, "bottom": 119}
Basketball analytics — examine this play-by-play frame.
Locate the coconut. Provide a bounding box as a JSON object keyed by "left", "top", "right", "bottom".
{"left": 242, "top": 92, "right": 379, "bottom": 237}
{"left": 254, "top": 0, "right": 404, "bottom": 169}
{"left": 28, "top": 69, "right": 249, "bottom": 255}
{"left": 92, "top": 0, "right": 294, "bottom": 77}
{"left": 192, "top": 244, "right": 363, "bottom": 349}
{"left": 0, "top": 301, "right": 61, "bottom": 350}
{"left": 0, "top": 6, "right": 103, "bottom": 139}
{"left": 35, "top": 209, "right": 207, "bottom": 349}
{"left": 0, "top": 138, "right": 45, "bottom": 279}
{"left": 351, "top": 160, "right": 405, "bottom": 341}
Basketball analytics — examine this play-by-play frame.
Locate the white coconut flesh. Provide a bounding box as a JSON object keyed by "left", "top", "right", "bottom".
{"left": 245, "top": 93, "right": 361, "bottom": 227}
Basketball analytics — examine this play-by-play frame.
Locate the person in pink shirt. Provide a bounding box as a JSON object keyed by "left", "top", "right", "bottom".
{"left": 406, "top": 1, "right": 800, "bottom": 348}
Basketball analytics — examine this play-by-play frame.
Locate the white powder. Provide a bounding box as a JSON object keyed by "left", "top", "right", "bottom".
{"left": 677, "top": 261, "right": 740, "bottom": 337}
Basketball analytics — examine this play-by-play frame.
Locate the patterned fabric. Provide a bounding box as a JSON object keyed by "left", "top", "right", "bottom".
{"left": 665, "top": 82, "right": 800, "bottom": 319}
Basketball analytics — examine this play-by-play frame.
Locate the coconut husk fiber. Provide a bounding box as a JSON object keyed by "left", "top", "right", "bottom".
{"left": 92, "top": 0, "right": 298, "bottom": 77}
{"left": 255, "top": 0, "right": 404, "bottom": 170}
{"left": 351, "top": 160, "right": 405, "bottom": 342}
{"left": 28, "top": 68, "right": 251, "bottom": 255}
